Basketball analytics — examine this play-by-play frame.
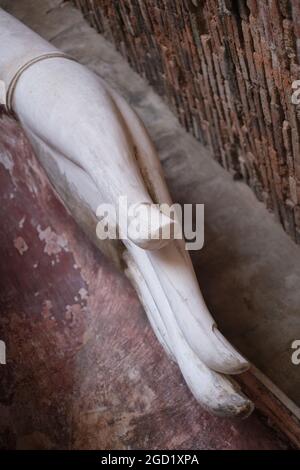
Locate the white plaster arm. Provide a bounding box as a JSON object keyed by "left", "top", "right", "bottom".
{"left": 0, "top": 8, "right": 253, "bottom": 417}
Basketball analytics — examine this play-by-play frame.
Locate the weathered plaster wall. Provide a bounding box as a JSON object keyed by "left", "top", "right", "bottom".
{"left": 74, "top": 0, "right": 300, "bottom": 243}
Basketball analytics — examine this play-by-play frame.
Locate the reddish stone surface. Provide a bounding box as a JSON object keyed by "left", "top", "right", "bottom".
{"left": 0, "top": 114, "right": 289, "bottom": 449}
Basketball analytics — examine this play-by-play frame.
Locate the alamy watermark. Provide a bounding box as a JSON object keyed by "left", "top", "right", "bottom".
{"left": 288, "top": 84, "right": 300, "bottom": 366}
{"left": 291, "top": 340, "right": 300, "bottom": 365}
{"left": 0, "top": 340, "right": 6, "bottom": 365}
{"left": 95, "top": 196, "right": 204, "bottom": 251}
{"left": 292, "top": 80, "right": 300, "bottom": 105}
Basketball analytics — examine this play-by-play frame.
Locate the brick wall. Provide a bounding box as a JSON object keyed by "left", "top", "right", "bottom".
{"left": 74, "top": 0, "right": 300, "bottom": 243}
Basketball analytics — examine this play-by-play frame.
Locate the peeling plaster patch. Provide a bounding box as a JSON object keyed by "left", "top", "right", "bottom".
{"left": 0, "top": 150, "right": 14, "bottom": 172}
{"left": 14, "top": 236, "right": 28, "bottom": 255}
{"left": 78, "top": 287, "right": 88, "bottom": 301}
{"left": 37, "top": 225, "right": 68, "bottom": 255}
{"left": 19, "top": 216, "right": 26, "bottom": 229}
{"left": 41, "top": 300, "right": 53, "bottom": 319}
{"left": 65, "top": 303, "right": 84, "bottom": 322}
{"left": 128, "top": 368, "right": 141, "bottom": 382}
